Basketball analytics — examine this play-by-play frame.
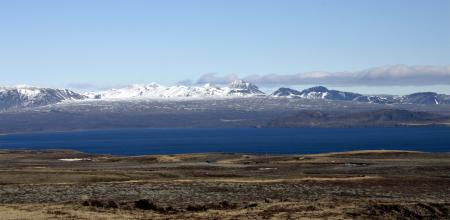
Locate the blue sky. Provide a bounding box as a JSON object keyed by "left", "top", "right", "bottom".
{"left": 0, "top": 0, "right": 449, "bottom": 94}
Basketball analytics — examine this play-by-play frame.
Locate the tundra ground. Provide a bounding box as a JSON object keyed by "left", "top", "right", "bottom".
{"left": 0, "top": 150, "right": 449, "bottom": 219}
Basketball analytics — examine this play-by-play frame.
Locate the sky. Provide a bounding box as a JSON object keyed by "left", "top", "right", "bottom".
{"left": 0, "top": 0, "right": 449, "bottom": 94}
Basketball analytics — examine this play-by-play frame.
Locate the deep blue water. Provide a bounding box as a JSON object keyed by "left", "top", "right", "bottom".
{"left": 0, "top": 127, "right": 449, "bottom": 155}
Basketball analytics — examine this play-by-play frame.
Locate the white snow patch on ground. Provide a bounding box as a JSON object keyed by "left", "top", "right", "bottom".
{"left": 58, "top": 158, "right": 91, "bottom": 162}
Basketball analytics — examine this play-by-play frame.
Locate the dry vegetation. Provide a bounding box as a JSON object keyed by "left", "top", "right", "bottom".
{"left": 0, "top": 150, "right": 449, "bottom": 219}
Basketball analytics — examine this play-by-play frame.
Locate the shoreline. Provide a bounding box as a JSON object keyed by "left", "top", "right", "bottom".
{"left": 1, "top": 149, "right": 450, "bottom": 157}
{"left": 0, "top": 148, "right": 435, "bottom": 155}
{"left": 1, "top": 123, "right": 450, "bottom": 136}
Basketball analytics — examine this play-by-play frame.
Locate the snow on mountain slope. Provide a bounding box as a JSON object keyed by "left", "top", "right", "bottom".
{"left": 227, "top": 80, "right": 265, "bottom": 95}
{"left": 2, "top": 82, "right": 448, "bottom": 112}
{"left": 0, "top": 85, "right": 86, "bottom": 111}
{"left": 271, "top": 86, "right": 361, "bottom": 101}
{"left": 270, "top": 86, "right": 450, "bottom": 104}
{"left": 271, "top": 88, "right": 303, "bottom": 97}
{"left": 87, "top": 80, "right": 265, "bottom": 99}
{"left": 88, "top": 81, "right": 449, "bottom": 105}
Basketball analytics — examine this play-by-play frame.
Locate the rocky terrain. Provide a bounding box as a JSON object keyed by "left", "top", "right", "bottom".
{"left": 0, "top": 150, "right": 449, "bottom": 219}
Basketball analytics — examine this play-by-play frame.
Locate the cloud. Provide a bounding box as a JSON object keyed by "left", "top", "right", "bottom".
{"left": 195, "top": 65, "right": 450, "bottom": 86}
{"left": 197, "top": 73, "right": 240, "bottom": 85}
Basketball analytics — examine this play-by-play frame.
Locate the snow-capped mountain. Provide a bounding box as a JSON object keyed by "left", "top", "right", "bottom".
{"left": 227, "top": 80, "right": 265, "bottom": 95}
{"left": 298, "top": 86, "right": 361, "bottom": 101}
{"left": 271, "top": 86, "right": 450, "bottom": 104}
{"left": 1, "top": 82, "right": 449, "bottom": 112}
{"left": 87, "top": 80, "right": 265, "bottom": 99}
{"left": 0, "top": 85, "right": 86, "bottom": 111}
{"left": 271, "top": 88, "right": 302, "bottom": 97}
{"left": 272, "top": 86, "right": 361, "bottom": 101}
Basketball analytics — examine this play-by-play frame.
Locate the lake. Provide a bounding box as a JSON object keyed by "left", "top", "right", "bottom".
{"left": 0, "top": 127, "right": 449, "bottom": 155}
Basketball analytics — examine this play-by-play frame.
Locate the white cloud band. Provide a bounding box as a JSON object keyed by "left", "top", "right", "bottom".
{"left": 196, "top": 65, "right": 450, "bottom": 86}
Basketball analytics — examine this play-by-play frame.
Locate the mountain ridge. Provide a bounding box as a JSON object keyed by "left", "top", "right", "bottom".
{"left": 85, "top": 80, "right": 265, "bottom": 99}
{"left": 0, "top": 85, "right": 86, "bottom": 111}
{"left": 271, "top": 86, "right": 450, "bottom": 105}
{"left": 1, "top": 82, "right": 449, "bottom": 111}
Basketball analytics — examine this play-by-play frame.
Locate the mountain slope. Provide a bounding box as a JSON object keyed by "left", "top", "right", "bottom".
{"left": 271, "top": 88, "right": 303, "bottom": 97}
{"left": 0, "top": 86, "right": 86, "bottom": 111}
{"left": 400, "top": 92, "right": 450, "bottom": 105}
{"left": 87, "top": 80, "right": 265, "bottom": 99}
{"left": 265, "top": 109, "right": 450, "bottom": 128}
{"left": 271, "top": 86, "right": 450, "bottom": 105}
{"left": 299, "top": 86, "right": 362, "bottom": 101}
{"left": 227, "top": 80, "right": 265, "bottom": 95}
{"left": 272, "top": 86, "right": 363, "bottom": 101}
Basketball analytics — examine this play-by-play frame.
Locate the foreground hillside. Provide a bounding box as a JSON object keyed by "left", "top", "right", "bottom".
{"left": 0, "top": 150, "right": 449, "bottom": 219}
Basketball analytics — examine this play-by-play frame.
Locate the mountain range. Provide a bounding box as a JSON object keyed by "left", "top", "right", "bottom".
{"left": 84, "top": 80, "right": 265, "bottom": 99}
{"left": 271, "top": 86, "right": 450, "bottom": 105}
{"left": 1, "top": 80, "right": 449, "bottom": 111}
